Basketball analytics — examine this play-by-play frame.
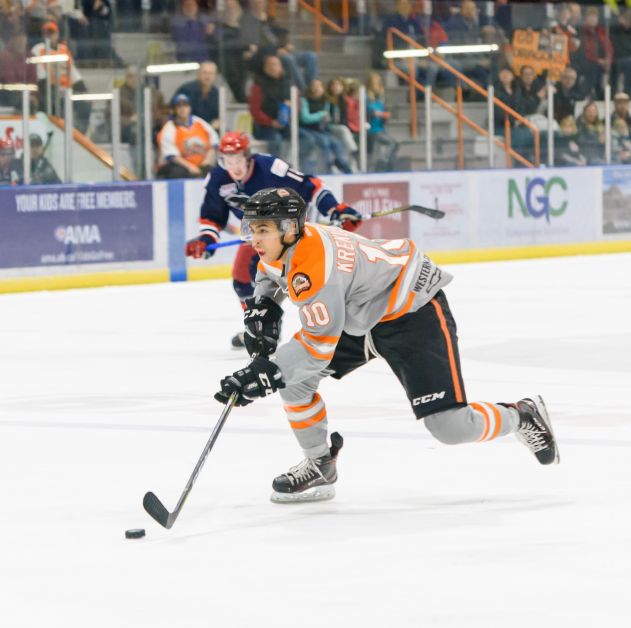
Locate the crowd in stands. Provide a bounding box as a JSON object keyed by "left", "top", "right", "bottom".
{"left": 2, "top": 0, "right": 631, "bottom": 182}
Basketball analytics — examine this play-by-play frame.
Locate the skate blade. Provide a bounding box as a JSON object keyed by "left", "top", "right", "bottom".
{"left": 270, "top": 484, "right": 336, "bottom": 504}
{"left": 531, "top": 395, "right": 560, "bottom": 465}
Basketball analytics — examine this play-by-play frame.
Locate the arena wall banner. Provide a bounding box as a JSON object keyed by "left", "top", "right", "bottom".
{"left": 475, "top": 167, "right": 601, "bottom": 248}
{"left": 342, "top": 180, "right": 410, "bottom": 239}
{"left": 407, "top": 170, "right": 473, "bottom": 251}
{"left": 0, "top": 183, "right": 154, "bottom": 270}
{"left": 602, "top": 167, "right": 631, "bottom": 236}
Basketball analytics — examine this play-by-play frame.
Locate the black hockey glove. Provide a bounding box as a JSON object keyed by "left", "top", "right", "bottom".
{"left": 243, "top": 296, "right": 284, "bottom": 357}
{"left": 214, "top": 357, "right": 285, "bottom": 407}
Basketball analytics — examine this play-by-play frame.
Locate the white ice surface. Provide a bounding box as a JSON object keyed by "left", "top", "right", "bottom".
{"left": 1, "top": 254, "right": 630, "bottom": 628}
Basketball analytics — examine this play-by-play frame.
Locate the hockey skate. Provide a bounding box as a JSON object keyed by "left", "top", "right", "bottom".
{"left": 271, "top": 432, "right": 343, "bottom": 503}
{"left": 514, "top": 396, "right": 559, "bottom": 465}
{"left": 231, "top": 331, "right": 245, "bottom": 349}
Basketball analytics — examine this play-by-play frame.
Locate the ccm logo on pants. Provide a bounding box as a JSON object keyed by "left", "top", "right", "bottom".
{"left": 412, "top": 391, "right": 446, "bottom": 405}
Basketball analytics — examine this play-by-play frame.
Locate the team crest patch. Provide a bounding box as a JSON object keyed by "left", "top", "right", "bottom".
{"left": 277, "top": 188, "right": 290, "bottom": 197}
{"left": 292, "top": 272, "right": 311, "bottom": 296}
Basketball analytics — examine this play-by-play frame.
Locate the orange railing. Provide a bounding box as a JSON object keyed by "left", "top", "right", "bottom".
{"left": 268, "top": 0, "right": 349, "bottom": 52}
{"left": 386, "top": 28, "right": 540, "bottom": 169}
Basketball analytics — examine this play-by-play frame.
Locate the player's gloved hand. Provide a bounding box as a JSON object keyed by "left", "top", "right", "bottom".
{"left": 185, "top": 234, "right": 218, "bottom": 259}
{"left": 243, "top": 296, "right": 284, "bottom": 357}
{"left": 214, "top": 357, "right": 285, "bottom": 406}
{"left": 330, "top": 204, "right": 363, "bottom": 232}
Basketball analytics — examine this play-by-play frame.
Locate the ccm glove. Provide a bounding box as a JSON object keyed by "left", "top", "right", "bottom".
{"left": 243, "top": 296, "right": 284, "bottom": 357}
{"left": 330, "top": 204, "right": 363, "bottom": 232}
{"left": 214, "top": 357, "right": 285, "bottom": 407}
{"left": 185, "top": 234, "right": 218, "bottom": 259}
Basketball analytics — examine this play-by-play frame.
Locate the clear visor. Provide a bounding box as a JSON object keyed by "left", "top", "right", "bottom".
{"left": 240, "top": 218, "right": 299, "bottom": 241}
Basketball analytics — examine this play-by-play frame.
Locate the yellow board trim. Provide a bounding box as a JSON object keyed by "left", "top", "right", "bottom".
{"left": 428, "top": 240, "right": 631, "bottom": 265}
{"left": 0, "top": 269, "right": 170, "bottom": 294}
{"left": 1, "top": 242, "right": 630, "bottom": 295}
{"left": 187, "top": 265, "right": 232, "bottom": 281}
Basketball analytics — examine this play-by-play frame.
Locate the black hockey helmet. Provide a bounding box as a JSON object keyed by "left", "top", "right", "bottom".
{"left": 241, "top": 187, "right": 307, "bottom": 242}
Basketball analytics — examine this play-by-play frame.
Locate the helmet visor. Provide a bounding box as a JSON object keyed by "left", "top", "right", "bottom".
{"left": 241, "top": 217, "right": 300, "bottom": 241}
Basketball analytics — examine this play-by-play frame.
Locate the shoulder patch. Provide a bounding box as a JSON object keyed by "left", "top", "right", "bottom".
{"left": 291, "top": 272, "right": 312, "bottom": 297}
{"left": 270, "top": 158, "right": 289, "bottom": 177}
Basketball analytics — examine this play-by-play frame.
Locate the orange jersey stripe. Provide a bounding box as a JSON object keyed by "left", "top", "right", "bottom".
{"left": 381, "top": 242, "right": 416, "bottom": 320}
{"left": 301, "top": 330, "right": 340, "bottom": 345}
{"left": 488, "top": 403, "right": 502, "bottom": 440}
{"left": 431, "top": 298, "right": 464, "bottom": 403}
{"left": 284, "top": 393, "right": 322, "bottom": 414}
{"left": 289, "top": 407, "right": 327, "bottom": 430}
{"left": 380, "top": 290, "right": 415, "bottom": 323}
{"left": 471, "top": 402, "right": 490, "bottom": 441}
{"left": 294, "top": 331, "right": 335, "bottom": 361}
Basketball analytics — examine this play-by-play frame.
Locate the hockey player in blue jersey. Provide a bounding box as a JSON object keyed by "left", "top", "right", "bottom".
{"left": 185, "top": 131, "right": 363, "bottom": 347}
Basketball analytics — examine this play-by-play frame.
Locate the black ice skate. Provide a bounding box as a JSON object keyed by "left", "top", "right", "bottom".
{"left": 271, "top": 432, "right": 343, "bottom": 503}
{"left": 231, "top": 331, "right": 245, "bottom": 349}
{"left": 515, "top": 396, "right": 559, "bottom": 465}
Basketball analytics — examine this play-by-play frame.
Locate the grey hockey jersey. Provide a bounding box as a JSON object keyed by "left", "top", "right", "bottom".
{"left": 254, "top": 223, "right": 452, "bottom": 385}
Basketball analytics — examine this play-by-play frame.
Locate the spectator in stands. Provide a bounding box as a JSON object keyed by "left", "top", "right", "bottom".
{"left": 579, "top": 6, "right": 613, "bottom": 99}
{"left": 0, "top": 138, "right": 23, "bottom": 185}
{"left": 157, "top": 93, "right": 219, "bottom": 179}
{"left": 29, "top": 133, "right": 61, "bottom": 183}
{"left": 553, "top": 66, "right": 586, "bottom": 122}
{"left": 444, "top": 0, "right": 489, "bottom": 89}
{"left": 0, "top": 31, "right": 38, "bottom": 109}
{"left": 326, "top": 77, "right": 358, "bottom": 168}
{"left": 248, "top": 53, "right": 291, "bottom": 159}
{"left": 81, "top": 0, "right": 124, "bottom": 64}
{"left": 379, "top": 0, "right": 450, "bottom": 88}
{"left": 576, "top": 101, "right": 606, "bottom": 164}
{"left": 613, "top": 91, "right": 631, "bottom": 126}
{"left": 610, "top": 10, "right": 631, "bottom": 96}
{"left": 0, "top": 0, "right": 25, "bottom": 42}
{"left": 300, "top": 78, "right": 353, "bottom": 174}
{"left": 25, "top": 0, "right": 58, "bottom": 39}
{"left": 366, "top": 71, "right": 399, "bottom": 171}
{"left": 209, "top": 0, "right": 248, "bottom": 102}
{"left": 31, "top": 21, "right": 91, "bottom": 133}
{"left": 176, "top": 62, "right": 220, "bottom": 131}
{"left": 552, "top": 3, "right": 582, "bottom": 69}
{"left": 117, "top": 67, "right": 140, "bottom": 146}
{"left": 612, "top": 117, "right": 631, "bottom": 164}
{"left": 555, "top": 115, "right": 587, "bottom": 167}
{"left": 240, "top": 0, "right": 318, "bottom": 90}
{"left": 171, "top": 0, "right": 215, "bottom": 63}
{"left": 344, "top": 78, "right": 361, "bottom": 147}
{"left": 515, "top": 65, "right": 546, "bottom": 117}
{"left": 480, "top": 23, "right": 509, "bottom": 82}
{"left": 493, "top": 66, "right": 519, "bottom": 131}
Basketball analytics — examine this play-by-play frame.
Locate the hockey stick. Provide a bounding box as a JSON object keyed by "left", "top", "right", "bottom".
{"left": 204, "top": 204, "right": 444, "bottom": 251}
{"left": 363, "top": 204, "right": 445, "bottom": 221}
{"left": 206, "top": 238, "right": 244, "bottom": 252}
{"left": 143, "top": 391, "right": 238, "bottom": 529}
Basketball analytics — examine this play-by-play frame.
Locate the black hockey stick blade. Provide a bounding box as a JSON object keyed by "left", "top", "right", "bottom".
{"left": 407, "top": 204, "right": 446, "bottom": 220}
{"left": 143, "top": 491, "right": 175, "bottom": 529}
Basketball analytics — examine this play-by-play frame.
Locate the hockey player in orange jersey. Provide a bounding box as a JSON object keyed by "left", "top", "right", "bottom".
{"left": 215, "top": 188, "right": 560, "bottom": 503}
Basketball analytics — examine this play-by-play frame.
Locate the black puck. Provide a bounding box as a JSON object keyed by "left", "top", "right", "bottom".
{"left": 125, "top": 528, "right": 146, "bottom": 539}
